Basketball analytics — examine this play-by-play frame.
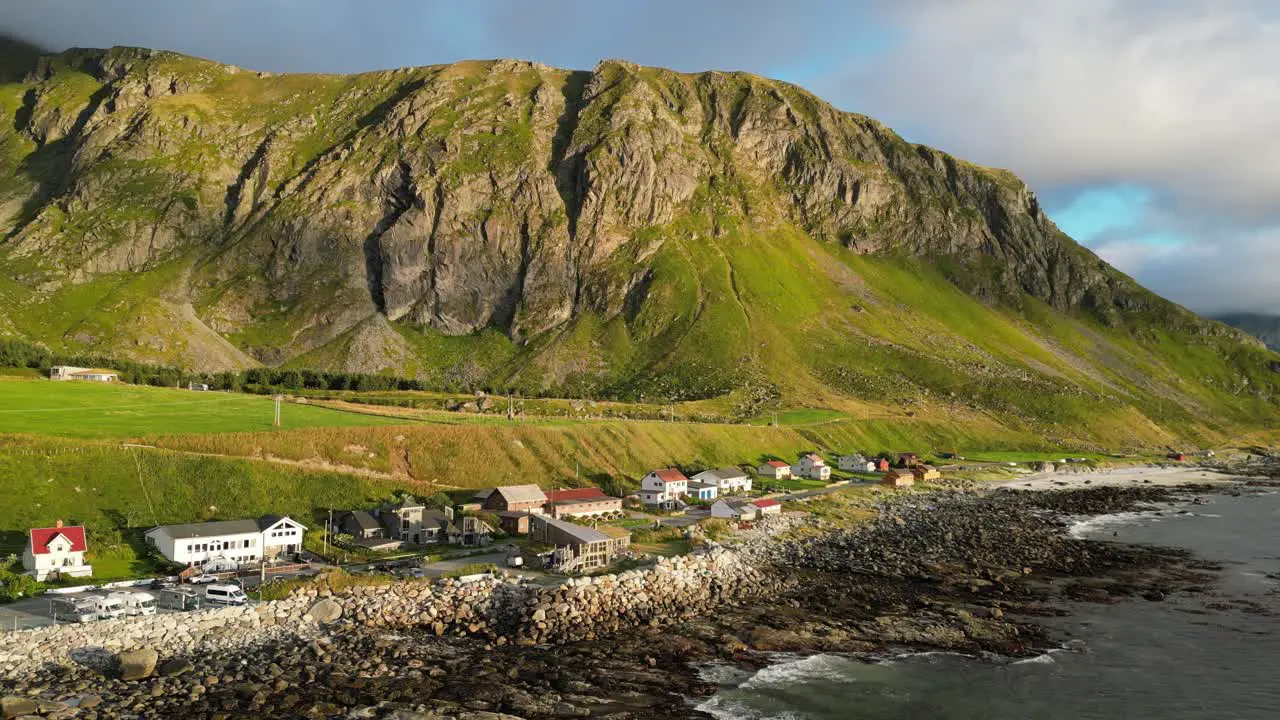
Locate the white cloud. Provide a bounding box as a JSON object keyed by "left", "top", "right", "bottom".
{"left": 842, "top": 0, "right": 1280, "bottom": 218}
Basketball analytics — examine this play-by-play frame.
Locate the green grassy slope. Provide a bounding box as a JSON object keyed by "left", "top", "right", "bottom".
{"left": 0, "top": 434, "right": 413, "bottom": 579}
{"left": 0, "top": 48, "right": 1274, "bottom": 450}
{"left": 0, "top": 378, "right": 401, "bottom": 439}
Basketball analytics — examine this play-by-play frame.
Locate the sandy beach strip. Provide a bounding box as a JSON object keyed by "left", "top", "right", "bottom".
{"left": 996, "top": 465, "right": 1244, "bottom": 491}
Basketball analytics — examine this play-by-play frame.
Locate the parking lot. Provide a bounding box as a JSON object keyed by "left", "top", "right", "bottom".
{"left": 0, "top": 582, "right": 262, "bottom": 633}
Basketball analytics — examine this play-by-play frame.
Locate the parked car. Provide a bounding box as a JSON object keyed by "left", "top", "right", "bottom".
{"left": 50, "top": 597, "right": 99, "bottom": 624}
{"left": 188, "top": 574, "right": 219, "bottom": 584}
{"left": 93, "top": 594, "right": 127, "bottom": 620}
{"left": 204, "top": 584, "right": 248, "bottom": 606}
{"left": 109, "top": 591, "right": 157, "bottom": 617}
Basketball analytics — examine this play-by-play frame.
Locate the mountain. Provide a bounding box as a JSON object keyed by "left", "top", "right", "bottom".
{"left": 0, "top": 46, "right": 1276, "bottom": 444}
{"left": 1217, "top": 313, "right": 1280, "bottom": 352}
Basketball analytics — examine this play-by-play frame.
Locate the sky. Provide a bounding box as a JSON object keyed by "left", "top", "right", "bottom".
{"left": 2, "top": 0, "right": 1277, "bottom": 316}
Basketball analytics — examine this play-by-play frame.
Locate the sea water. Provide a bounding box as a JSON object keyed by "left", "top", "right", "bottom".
{"left": 698, "top": 490, "right": 1280, "bottom": 719}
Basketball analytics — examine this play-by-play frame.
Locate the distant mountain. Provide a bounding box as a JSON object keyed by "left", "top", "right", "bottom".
{"left": 0, "top": 46, "right": 1276, "bottom": 443}
{"left": 1216, "top": 313, "right": 1280, "bottom": 352}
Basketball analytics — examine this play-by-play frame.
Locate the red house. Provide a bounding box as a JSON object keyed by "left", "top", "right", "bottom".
{"left": 875, "top": 458, "right": 891, "bottom": 472}
{"left": 1168, "top": 452, "right": 1187, "bottom": 462}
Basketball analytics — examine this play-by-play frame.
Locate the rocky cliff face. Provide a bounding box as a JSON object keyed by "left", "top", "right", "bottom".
{"left": 0, "top": 47, "right": 1273, "bottom": 421}
{"left": 1217, "top": 313, "right": 1280, "bottom": 352}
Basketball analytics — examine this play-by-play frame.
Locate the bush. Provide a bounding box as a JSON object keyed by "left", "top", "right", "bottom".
{"left": 0, "top": 570, "right": 46, "bottom": 603}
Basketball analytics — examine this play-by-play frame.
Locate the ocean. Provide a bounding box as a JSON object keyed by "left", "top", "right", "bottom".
{"left": 698, "top": 489, "right": 1280, "bottom": 719}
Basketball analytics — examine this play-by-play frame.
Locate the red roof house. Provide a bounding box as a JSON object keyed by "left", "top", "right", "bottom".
{"left": 653, "top": 468, "right": 689, "bottom": 483}
{"left": 29, "top": 524, "right": 88, "bottom": 555}
{"left": 752, "top": 497, "right": 783, "bottom": 515}
{"left": 545, "top": 487, "right": 609, "bottom": 503}
{"left": 23, "top": 520, "right": 92, "bottom": 581}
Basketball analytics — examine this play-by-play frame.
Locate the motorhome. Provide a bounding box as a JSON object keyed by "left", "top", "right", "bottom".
{"left": 110, "top": 590, "right": 157, "bottom": 617}
{"left": 158, "top": 587, "right": 203, "bottom": 612}
{"left": 204, "top": 583, "right": 247, "bottom": 606}
{"left": 93, "top": 594, "right": 127, "bottom": 620}
{"left": 50, "top": 597, "right": 99, "bottom": 624}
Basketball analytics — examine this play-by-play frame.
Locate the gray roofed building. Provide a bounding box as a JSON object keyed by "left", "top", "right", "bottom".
{"left": 151, "top": 519, "right": 263, "bottom": 540}
{"left": 533, "top": 515, "right": 610, "bottom": 544}
{"left": 482, "top": 484, "right": 548, "bottom": 512}
{"left": 339, "top": 510, "right": 383, "bottom": 539}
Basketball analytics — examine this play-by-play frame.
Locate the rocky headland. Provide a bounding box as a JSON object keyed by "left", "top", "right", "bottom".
{"left": 0, "top": 482, "right": 1265, "bottom": 720}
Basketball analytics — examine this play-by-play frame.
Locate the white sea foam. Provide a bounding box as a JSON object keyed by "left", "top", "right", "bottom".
{"left": 1067, "top": 511, "right": 1153, "bottom": 538}
{"left": 738, "top": 654, "right": 860, "bottom": 690}
{"left": 1011, "top": 653, "right": 1056, "bottom": 666}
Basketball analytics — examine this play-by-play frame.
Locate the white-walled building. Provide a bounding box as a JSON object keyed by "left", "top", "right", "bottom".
{"left": 794, "top": 454, "right": 831, "bottom": 481}
{"left": 757, "top": 460, "right": 792, "bottom": 480}
{"left": 691, "top": 467, "right": 753, "bottom": 494}
{"left": 23, "top": 521, "right": 93, "bottom": 582}
{"left": 838, "top": 454, "right": 876, "bottom": 473}
{"left": 145, "top": 515, "right": 306, "bottom": 569}
{"left": 640, "top": 468, "right": 689, "bottom": 508}
{"left": 710, "top": 499, "right": 758, "bottom": 521}
{"left": 49, "top": 366, "right": 118, "bottom": 382}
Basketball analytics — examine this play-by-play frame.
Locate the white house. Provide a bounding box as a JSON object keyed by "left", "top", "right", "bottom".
{"left": 640, "top": 468, "right": 689, "bottom": 508}
{"left": 23, "top": 521, "right": 93, "bottom": 582}
{"left": 686, "top": 481, "right": 719, "bottom": 501}
{"left": 49, "top": 366, "right": 118, "bottom": 382}
{"left": 145, "top": 515, "right": 306, "bottom": 569}
{"left": 757, "top": 460, "right": 792, "bottom": 480}
{"left": 710, "top": 498, "right": 758, "bottom": 521}
{"left": 691, "top": 467, "right": 752, "bottom": 494}
{"left": 794, "top": 454, "right": 831, "bottom": 481}
{"left": 838, "top": 454, "right": 876, "bottom": 473}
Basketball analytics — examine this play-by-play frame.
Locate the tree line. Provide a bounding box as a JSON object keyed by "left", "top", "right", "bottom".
{"left": 0, "top": 338, "right": 426, "bottom": 394}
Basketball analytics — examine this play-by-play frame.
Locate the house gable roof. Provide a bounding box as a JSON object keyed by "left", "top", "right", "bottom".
{"left": 343, "top": 511, "right": 381, "bottom": 532}
{"left": 752, "top": 498, "right": 781, "bottom": 509}
{"left": 534, "top": 515, "right": 609, "bottom": 544}
{"left": 147, "top": 519, "right": 262, "bottom": 540}
{"left": 763, "top": 460, "right": 789, "bottom": 469}
{"left": 652, "top": 468, "right": 688, "bottom": 483}
{"left": 545, "top": 487, "right": 609, "bottom": 503}
{"left": 491, "top": 484, "right": 548, "bottom": 505}
{"left": 258, "top": 515, "right": 307, "bottom": 532}
{"left": 695, "top": 467, "right": 748, "bottom": 481}
{"left": 29, "top": 526, "right": 87, "bottom": 555}
{"left": 803, "top": 454, "right": 824, "bottom": 463}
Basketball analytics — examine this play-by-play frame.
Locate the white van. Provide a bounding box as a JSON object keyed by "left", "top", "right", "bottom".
{"left": 51, "top": 597, "right": 99, "bottom": 624}
{"left": 110, "top": 591, "right": 157, "bottom": 617}
{"left": 93, "top": 594, "right": 127, "bottom": 620}
{"left": 204, "top": 584, "right": 247, "bottom": 606}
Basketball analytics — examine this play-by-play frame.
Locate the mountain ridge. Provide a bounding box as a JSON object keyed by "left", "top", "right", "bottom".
{"left": 0, "top": 46, "right": 1276, "bottom": 443}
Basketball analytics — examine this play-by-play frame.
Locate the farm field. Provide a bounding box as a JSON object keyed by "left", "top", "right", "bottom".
{"left": 0, "top": 378, "right": 405, "bottom": 439}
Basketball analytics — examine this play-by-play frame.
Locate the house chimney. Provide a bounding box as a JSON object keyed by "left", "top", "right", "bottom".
{"left": 55, "top": 519, "right": 63, "bottom": 528}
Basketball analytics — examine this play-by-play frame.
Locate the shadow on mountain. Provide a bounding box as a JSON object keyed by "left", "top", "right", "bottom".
{"left": 0, "top": 33, "right": 47, "bottom": 83}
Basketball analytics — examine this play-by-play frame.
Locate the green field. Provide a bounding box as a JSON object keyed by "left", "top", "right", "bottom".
{"left": 0, "top": 378, "right": 405, "bottom": 438}
{"left": 0, "top": 434, "right": 413, "bottom": 581}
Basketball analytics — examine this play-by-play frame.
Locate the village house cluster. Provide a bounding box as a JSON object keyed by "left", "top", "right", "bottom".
{"left": 16, "top": 448, "right": 941, "bottom": 586}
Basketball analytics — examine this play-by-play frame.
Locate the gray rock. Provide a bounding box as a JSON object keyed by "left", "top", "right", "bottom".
{"left": 308, "top": 598, "right": 343, "bottom": 624}
{"left": 1, "top": 696, "right": 38, "bottom": 720}
{"left": 116, "top": 648, "right": 159, "bottom": 681}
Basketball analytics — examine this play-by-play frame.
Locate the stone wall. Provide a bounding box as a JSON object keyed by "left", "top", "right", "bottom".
{"left": 0, "top": 545, "right": 785, "bottom": 681}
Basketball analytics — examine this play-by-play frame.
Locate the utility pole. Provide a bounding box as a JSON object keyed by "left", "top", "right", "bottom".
{"left": 273, "top": 395, "right": 282, "bottom": 427}
{"left": 507, "top": 392, "right": 514, "bottom": 421}
{"left": 322, "top": 509, "right": 332, "bottom": 559}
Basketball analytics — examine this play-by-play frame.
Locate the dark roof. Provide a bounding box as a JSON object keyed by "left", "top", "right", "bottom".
{"left": 148, "top": 519, "right": 263, "bottom": 539}
{"left": 342, "top": 511, "right": 382, "bottom": 532}
{"left": 490, "top": 485, "right": 548, "bottom": 505}
{"left": 545, "top": 487, "right": 608, "bottom": 502}
{"left": 696, "top": 468, "right": 748, "bottom": 481}
{"left": 533, "top": 515, "right": 609, "bottom": 544}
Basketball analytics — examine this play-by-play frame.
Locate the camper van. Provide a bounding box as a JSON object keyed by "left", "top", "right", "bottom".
{"left": 204, "top": 584, "right": 247, "bottom": 606}
{"left": 158, "top": 587, "right": 203, "bottom": 612}
{"left": 93, "top": 594, "right": 127, "bottom": 620}
{"left": 109, "top": 591, "right": 157, "bottom": 617}
{"left": 50, "top": 597, "right": 99, "bottom": 624}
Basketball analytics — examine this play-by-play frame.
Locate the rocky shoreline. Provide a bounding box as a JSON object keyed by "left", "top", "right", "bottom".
{"left": 0, "top": 483, "right": 1264, "bottom": 720}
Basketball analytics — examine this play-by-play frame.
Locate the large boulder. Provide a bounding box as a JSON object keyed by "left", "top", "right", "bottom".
{"left": 116, "top": 647, "right": 159, "bottom": 681}
{"left": 1, "top": 696, "right": 38, "bottom": 719}
{"left": 307, "top": 598, "right": 343, "bottom": 624}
